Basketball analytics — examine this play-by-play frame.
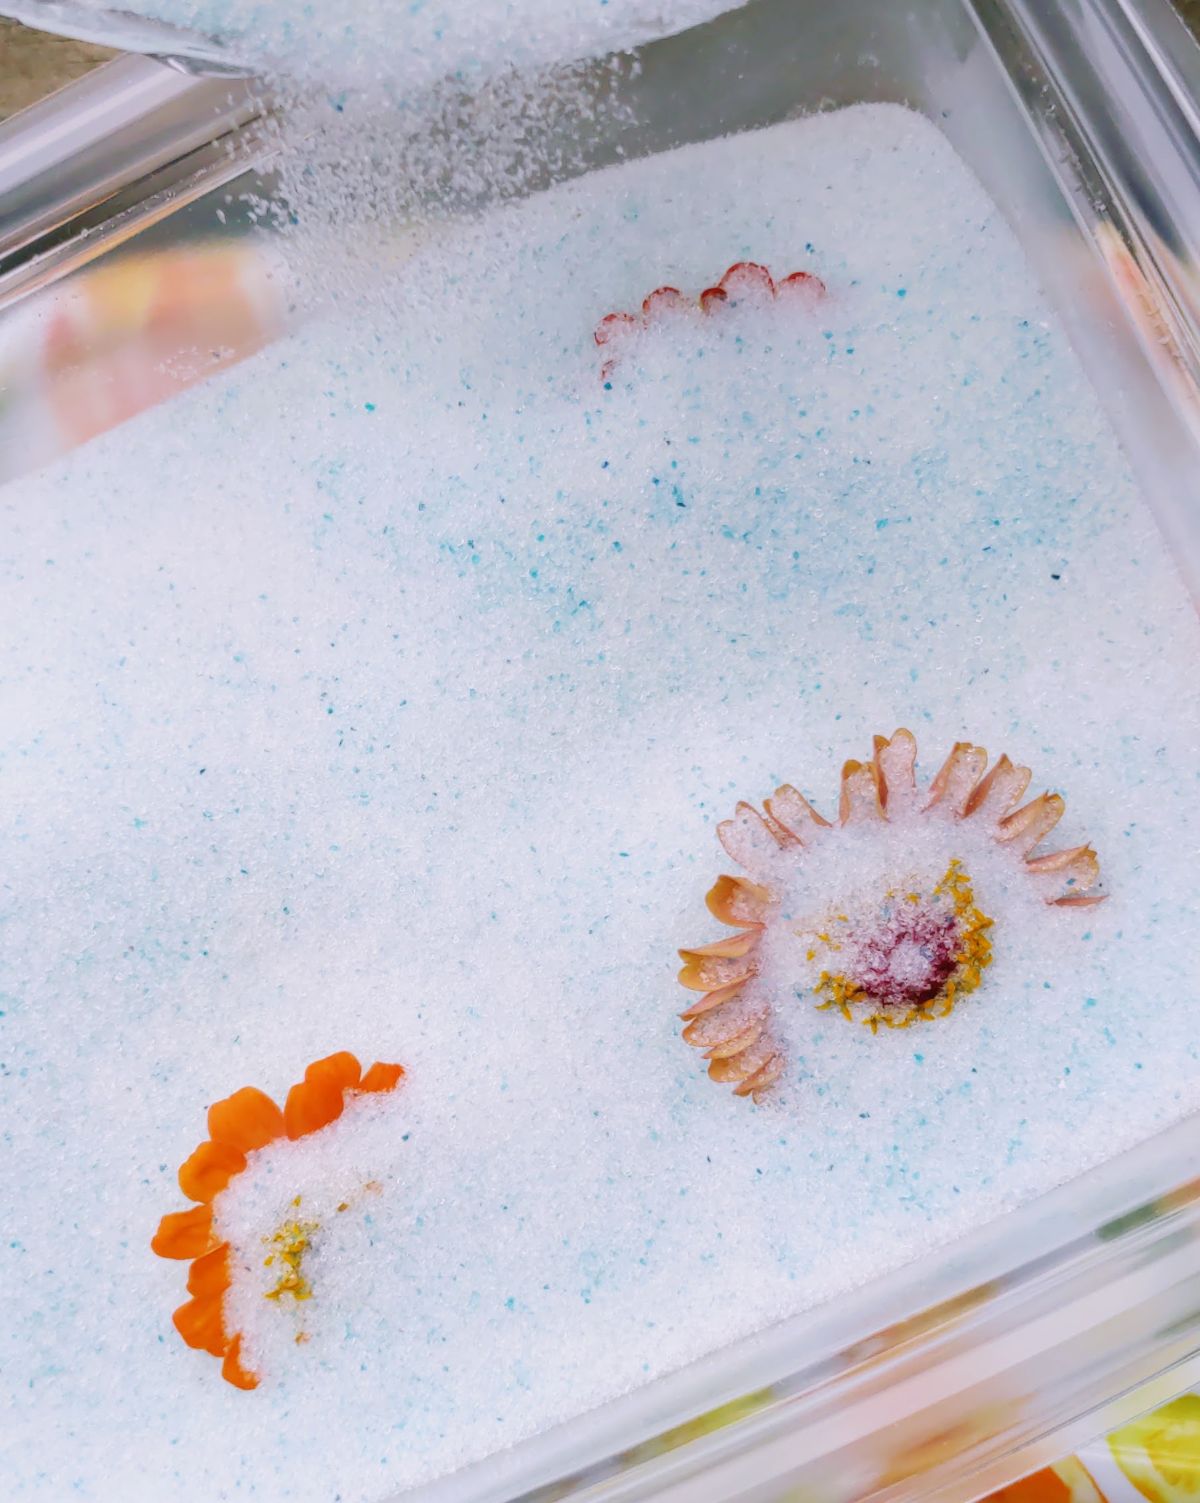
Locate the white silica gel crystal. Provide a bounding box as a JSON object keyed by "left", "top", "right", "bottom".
{"left": 4, "top": 104, "right": 1200, "bottom": 1502}
{"left": 28, "top": 0, "right": 745, "bottom": 86}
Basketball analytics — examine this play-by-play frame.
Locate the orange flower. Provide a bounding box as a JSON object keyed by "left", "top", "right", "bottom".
{"left": 152, "top": 1051, "right": 405, "bottom": 1389}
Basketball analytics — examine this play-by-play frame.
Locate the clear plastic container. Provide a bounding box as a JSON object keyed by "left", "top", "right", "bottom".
{"left": 2, "top": 2, "right": 1199, "bottom": 1500}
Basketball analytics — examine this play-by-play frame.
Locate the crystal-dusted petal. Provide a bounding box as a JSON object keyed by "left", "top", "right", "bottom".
{"left": 595, "top": 312, "right": 640, "bottom": 381}
{"left": 716, "top": 261, "right": 775, "bottom": 303}
{"left": 839, "top": 759, "right": 883, "bottom": 824}
{"left": 873, "top": 729, "right": 917, "bottom": 814}
{"left": 642, "top": 286, "right": 690, "bottom": 320}
{"left": 926, "top": 742, "right": 988, "bottom": 816}
{"left": 679, "top": 979, "right": 748, "bottom": 1020}
{"left": 964, "top": 754, "right": 1032, "bottom": 825}
{"left": 718, "top": 802, "right": 783, "bottom": 878}
{"left": 677, "top": 950, "right": 759, "bottom": 992}
{"left": 776, "top": 270, "right": 826, "bottom": 308}
{"left": 679, "top": 931, "right": 761, "bottom": 960}
{"left": 764, "top": 783, "right": 831, "bottom": 841}
{"left": 1052, "top": 893, "right": 1109, "bottom": 908}
{"left": 706, "top": 873, "right": 772, "bottom": 928}
{"left": 708, "top": 1033, "right": 776, "bottom": 1083}
{"left": 704, "top": 1017, "right": 765, "bottom": 1061}
{"left": 678, "top": 929, "right": 761, "bottom": 990}
{"left": 593, "top": 311, "right": 639, "bottom": 346}
{"left": 733, "top": 1052, "right": 785, "bottom": 1098}
{"left": 1027, "top": 844, "right": 1101, "bottom": 900}
{"left": 997, "top": 792, "right": 1065, "bottom": 857}
{"left": 682, "top": 998, "right": 760, "bottom": 1051}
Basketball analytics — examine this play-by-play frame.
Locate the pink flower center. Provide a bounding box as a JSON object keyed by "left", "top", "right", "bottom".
{"left": 843, "top": 902, "right": 961, "bottom": 1010}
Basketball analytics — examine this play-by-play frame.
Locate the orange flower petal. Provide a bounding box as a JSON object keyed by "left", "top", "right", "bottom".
{"left": 278, "top": 1058, "right": 339, "bottom": 1139}
{"left": 207, "top": 1087, "right": 285, "bottom": 1155}
{"left": 173, "top": 1295, "right": 227, "bottom": 1357}
{"left": 284, "top": 1077, "right": 343, "bottom": 1140}
{"left": 306, "top": 1051, "right": 362, "bottom": 1092}
{"left": 282, "top": 1051, "right": 365, "bottom": 1139}
{"left": 186, "top": 1244, "right": 232, "bottom": 1300}
{"left": 221, "top": 1334, "right": 260, "bottom": 1390}
{"left": 178, "top": 1140, "right": 247, "bottom": 1203}
{"left": 152, "top": 1204, "right": 217, "bottom": 1260}
{"left": 359, "top": 1061, "right": 405, "bottom": 1094}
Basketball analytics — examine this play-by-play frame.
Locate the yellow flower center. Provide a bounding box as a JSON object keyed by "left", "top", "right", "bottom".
{"left": 263, "top": 1197, "right": 320, "bottom": 1303}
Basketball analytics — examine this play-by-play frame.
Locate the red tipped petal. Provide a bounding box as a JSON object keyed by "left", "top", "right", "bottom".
{"left": 594, "top": 311, "right": 639, "bottom": 346}
{"left": 776, "top": 270, "right": 826, "bottom": 307}
{"left": 642, "top": 286, "right": 689, "bottom": 319}
{"left": 718, "top": 261, "right": 775, "bottom": 299}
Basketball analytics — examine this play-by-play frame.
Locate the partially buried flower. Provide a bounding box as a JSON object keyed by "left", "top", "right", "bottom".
{"left": 151, "top": 1051, "right": 404, "bottom": 1388}
{"left": 679, "top": 730, "right": 1105, "bottom": 1101}
{"left": 595, "top": 260, "right": 826, "bottom": 380}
